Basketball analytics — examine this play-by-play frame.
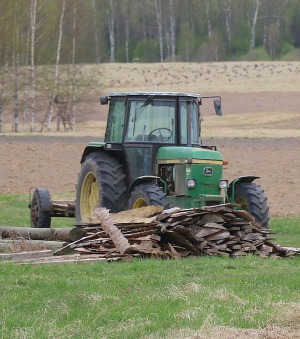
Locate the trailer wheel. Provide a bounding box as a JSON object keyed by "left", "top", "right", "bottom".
{"left": 30, "top": 188, "right": 52, "bottom": 228}
{"left": 232, "top": 182, "right": 270, "bottom": 228}
{"left": 128, "top": 184, "right": 169, "bottom": 209}
{"left": 76, "top": 152, "right": 127, "bottom": 222}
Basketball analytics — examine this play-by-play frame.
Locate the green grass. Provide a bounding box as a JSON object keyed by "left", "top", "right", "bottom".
{"left": 1, "top": 257, "right": 300, "bottom": 338}
{"left": 1, "top": 194, "right": 300, "bottom": 337}
{"left": 0, "top": 194, "right": 75, "bottom": 228}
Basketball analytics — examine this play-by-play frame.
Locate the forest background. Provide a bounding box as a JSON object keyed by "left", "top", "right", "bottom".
{"left": 0, "top": 0, "right": 300, "bottom": 133}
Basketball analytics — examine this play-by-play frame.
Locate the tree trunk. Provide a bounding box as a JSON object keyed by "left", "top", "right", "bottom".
{"left": 124, "top": 0, "right": 130, "bottom": 63}
{"left": 169, "top": 0, "right": 176, "bottom": 61}
{"left": 71, "top": 0, "right": 77, "bottom": 132}
{"left": 205, "top": 0, "right": 212, "bottom": 40}
{"left": 91, "top": 0, "right": 100, "bottom": 63}
{"left": 0, "top": 226, "right": 84, "bottom": 242}
{"left": 30, "top": 0, "right": 37, "bottom": 132}
{"left": 13, "top": 1, "right": 20, "bottom": 133}
{"left": 107, "top": 0, "right": 116, "bottom": 63}
{"left": 250, "top": 0, "right": 260, "bottom": 50}
{"left": 48, "top": 0, "right": 65, "bottom": 132}
{"left": 224, "top": 0, "right": 232, "bottom": 53}
{"left": 154, "top": 0, "right": 164, "bottom": 62}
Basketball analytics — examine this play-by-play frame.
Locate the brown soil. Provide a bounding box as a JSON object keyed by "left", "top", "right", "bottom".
{"left": 1, "top": 90, "right": 299, "bottom": 217}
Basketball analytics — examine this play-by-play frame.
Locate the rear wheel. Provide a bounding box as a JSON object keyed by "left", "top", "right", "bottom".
{"left": 76, "top": 152, "right": 127, "bottom": 222}
{"left": 128, "top": 184, "right": 169, "bottom": 209}
{"left": 30, "top": 188, "right": 51, "bottom": 228}
{"left": 232, "top": 182, "right": 270, "bottom": 228}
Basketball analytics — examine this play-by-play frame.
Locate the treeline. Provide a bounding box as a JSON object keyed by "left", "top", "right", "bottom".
{"left": 0, "top": 0, "right": 300, "bottom": 133}
{"left": 1, "top": 0, "right": 299, "bottom": 66}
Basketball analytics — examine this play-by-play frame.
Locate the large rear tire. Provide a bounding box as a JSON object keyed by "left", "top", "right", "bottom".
{"left": 128, "top": 184, "right": 169, "bottom": 209}
{"left": 232, "top": 182, "right": 270, "bottom": 228}
{"left": 30, "top": 188, "right": 52, "bottom": 228}
{"left": 76, "top": 152, "right": 127, "bottom": 222}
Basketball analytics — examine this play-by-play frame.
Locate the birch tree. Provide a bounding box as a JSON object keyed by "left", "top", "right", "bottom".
{"left": 154, "top": 0, "right": 164, "bottom": 62}
{"left": 250, "top": 0, "right": 260, "bottom": 49}
{"left": 29, "top": 0, "right": 37, "bottom": 132}
{"left": 71, "top": 0, "right": 77, "bottom": 132}
{"left": 92, "top": 0, "right": 100, "bottom": 63}
{"left": 107, "top": 0, "right": 117, "bottom": 63}
{"left": 169, "top": 0, "right": 176, "bottom": 61}
{"left": 47, "top": 0, "right": 65, "bottom": 132}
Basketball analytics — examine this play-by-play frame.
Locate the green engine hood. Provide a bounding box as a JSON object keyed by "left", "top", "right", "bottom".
{"left": 156, "top": 146, "right": 223, "bottom": 162}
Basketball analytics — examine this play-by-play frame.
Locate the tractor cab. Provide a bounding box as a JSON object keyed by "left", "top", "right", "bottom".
{"left": 101, "top": 92, "right": 222, "bottom": 183}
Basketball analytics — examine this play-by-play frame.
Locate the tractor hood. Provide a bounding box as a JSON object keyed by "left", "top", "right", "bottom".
{"left": 156, "top": 146, "right": 223, "bottom": 162}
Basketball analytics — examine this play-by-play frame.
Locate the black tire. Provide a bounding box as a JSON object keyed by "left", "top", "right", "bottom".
{"left": 76, "top": 152, "right": 127, "bottom": 222}
{"left": 30, "top": 188, "right": 52, "bottom": 228}
{"left": 232, "top": 182, "right": 270, "bottom": 228}
{"left": 128, "top": 184, "right": 169, "bottom": 209}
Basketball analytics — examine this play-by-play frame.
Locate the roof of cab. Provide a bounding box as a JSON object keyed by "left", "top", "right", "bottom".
{"left": 107, "top": 92, "right": 201, "bottom": 98}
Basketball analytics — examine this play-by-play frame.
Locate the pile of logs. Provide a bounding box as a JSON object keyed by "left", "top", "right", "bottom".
{"left": 1, "top": 204, "right": 299, "bottom": 264}
{"left": 72, "top": 204, "right": 298, "bottom": 260}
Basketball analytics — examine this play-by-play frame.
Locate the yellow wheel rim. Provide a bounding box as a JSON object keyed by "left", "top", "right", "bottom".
{"left": 80, "top": 172, "right": 99, "bottom": 221}
{"left": 133, "top": 198, "right": 148, "bottom": 209}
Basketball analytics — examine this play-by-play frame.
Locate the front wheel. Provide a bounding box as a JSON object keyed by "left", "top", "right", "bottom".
{"left": 230, "top": 182, "right": 270, "bottom": 228}
{"left": 128, "top": 184, "right": 169, "bottom": 209}
{"left": 76, "top": 152, "right": 127, "bottom": 222}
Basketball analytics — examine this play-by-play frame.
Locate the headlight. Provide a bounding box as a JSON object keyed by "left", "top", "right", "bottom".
{"left": 186, "top": 179, "right": 196, "bottom": 189}
{"left": 219, "top": 179, "right": 228, "bottom": 190}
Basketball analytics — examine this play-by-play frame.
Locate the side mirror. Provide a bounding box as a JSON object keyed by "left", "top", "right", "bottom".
{"left": 214, "top": 99, "right": 223, "bottom": 116}
{"left": 100, "top": 96, "right": 109, "bottom": 105}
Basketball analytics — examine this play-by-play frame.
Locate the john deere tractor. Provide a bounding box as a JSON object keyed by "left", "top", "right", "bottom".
{"left": 76, "top": 92, "right": 269, "bottom": 228}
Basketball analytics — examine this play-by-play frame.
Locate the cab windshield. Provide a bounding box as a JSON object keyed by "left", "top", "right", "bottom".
{"left": 125, "top": 98, "right": 176, "bottom": 143}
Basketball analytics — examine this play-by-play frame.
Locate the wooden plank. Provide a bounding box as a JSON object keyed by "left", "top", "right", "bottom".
{"left": 0, "top": 250, "right": 53, "bottom": 261}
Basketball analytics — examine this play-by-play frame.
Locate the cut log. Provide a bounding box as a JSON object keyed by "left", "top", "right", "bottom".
{"left": 0, "top": 239, "right": 72, "bottom": 254}
{"left": 93, "top": 208, "right": 130, "bottom": 254}
{"left": 0, "top": 226, "right": 84, "bottom": 242}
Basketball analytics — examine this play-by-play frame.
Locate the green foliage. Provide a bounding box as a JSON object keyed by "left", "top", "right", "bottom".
{"left": 132, "top": 39, "right": 160, "bottom": 63}
{"left": 231, "top": 22, "right": 251, "bottom": 57}
{"left": 240, "top": 48, "right": 270, "bottom": 61}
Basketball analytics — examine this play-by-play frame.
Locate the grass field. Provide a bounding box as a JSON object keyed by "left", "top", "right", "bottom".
{"left": 1, "top": 254, "right": 300, "bottom": 338}
{"left": 1, "top": 194, "right": 300, "bottom": 338}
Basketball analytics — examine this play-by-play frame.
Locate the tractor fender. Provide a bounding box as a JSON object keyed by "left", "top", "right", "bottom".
{"left": 227, "top": 175, "right": 259, "bottom": 200}
{"left": 125, "top": 176, "right": 162, "bottom": 198}
{"left": 80, "top": 144, "right": 105, "bottom": 163}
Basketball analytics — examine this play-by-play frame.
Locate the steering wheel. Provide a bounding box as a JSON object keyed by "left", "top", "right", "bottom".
{"left": 149, "top": 127, "right": 172, "bottom": 142}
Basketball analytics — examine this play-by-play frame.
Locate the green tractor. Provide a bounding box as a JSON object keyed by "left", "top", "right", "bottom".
{"left": 76, "top": 92, "right": 269, "bottom": 228}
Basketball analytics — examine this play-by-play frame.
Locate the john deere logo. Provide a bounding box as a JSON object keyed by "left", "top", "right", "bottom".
{"left": 203, "top": 167, "right": 213, "bottom": 176}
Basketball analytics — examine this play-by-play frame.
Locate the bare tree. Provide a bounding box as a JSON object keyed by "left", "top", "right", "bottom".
{"left": 205, "top": 0, "right": 212, "bottom": 40}
{"left": 154, "top": 0, "right": 164, "bottom": 62}
{"left": 91, "top": 0, "right": 100, "bottom": 63}
{"left": 124, "top": 0, "right": 130, "bottom": 63}
{"left": 169, "top": 0, "right": 176, "bottom": 61}
{"left": 47, "top": 0, "right": 66, "bottom": 132}
{"left": 250, "top": 0, "right": 261, "bottom": 49}
{"left": 30, "top": 0, "right": 37, "bottom": 132}
{"left": 224, "top": 0, "right": 232, "bottom": 53}
{"left": 107, "top": 0, "right": 117, "bottom": 63}
{"left": 71, "top": 0, "right": 77, "bottom": 132}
